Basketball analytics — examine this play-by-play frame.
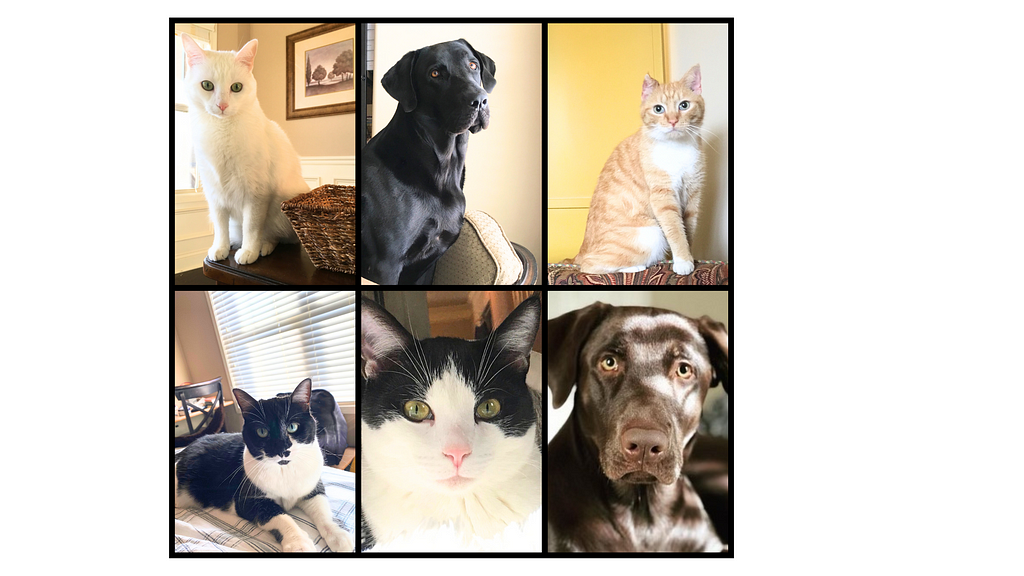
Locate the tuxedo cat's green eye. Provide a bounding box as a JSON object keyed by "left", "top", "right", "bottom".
{"left": 476, "top": 399, "right": 501, "bottom": 419}
{"left": 231, "top": 82, "right": 243, "bottom": 92}
{"left": 287, "top": 422, "right": 299, "bottom": 433}
{"left": 256, "top": 427, "right": 269, "bottom": 438}
{"left": 653, "top": 105, "right": 665, "bottom": 114}
{"left": 201, "top": 80, "right": 214, "bottom": 91}
{"left": 404, "top": 400, "right": 433, "bottom": 422}
{"left": 678, "top": 101, "right": 690, "bottom": 110}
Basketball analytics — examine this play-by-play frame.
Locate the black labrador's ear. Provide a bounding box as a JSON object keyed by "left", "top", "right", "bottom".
{"left": 547, "top": 302, "right": 611, "bottom": 409}
{"left": 361, "top": 297, "right": 414, "bottom": 382}
{"left": 290, "top": 378, "right": 312, "bottom": 409}
{"left": 381, "top": 49, "right": 419, "bottom": 112}
{"left": 459, "top": 38, "right": 496, "bottom": 93}
{"left": 487, "top": 295, "right": 541, "bottom": 377}
{"left": 697, "top": 316, "right": 730, "bottom": 394}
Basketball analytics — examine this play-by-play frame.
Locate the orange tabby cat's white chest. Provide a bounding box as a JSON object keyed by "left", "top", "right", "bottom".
{"left": 650, "top": 139, "right": 700, "bottom": 186}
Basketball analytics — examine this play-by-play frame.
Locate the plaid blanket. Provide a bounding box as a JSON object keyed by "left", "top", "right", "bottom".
{"left": 174, "top": 466, "right": 356, "bottom": 553}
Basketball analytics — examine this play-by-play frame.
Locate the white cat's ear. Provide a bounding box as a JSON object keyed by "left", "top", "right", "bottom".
{"left": 181, "top": 34, "right": 206, "bottom": 68}
{"left": 235, "top": 39, "right": 258, "bottom": 72}
{"left": 361, "top": 297, "right": 414, "bottom": 380}
{"left": 232, "top": 387, "right": 258, "bottom": 414}
{"left": 642, "top": 74, "right": 659, "bottom": 101}
{"left": 291, "top": 378, "right": 313, "bottom": 407}
{"left": 682, "top": 64, "right": 702, "bottom": 95}
{"left": 490, "top": 295, "right": 541, "bottom": 374}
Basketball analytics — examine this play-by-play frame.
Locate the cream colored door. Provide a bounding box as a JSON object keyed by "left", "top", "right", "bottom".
{"left": 547, "top": 23, "right": 665, "bottom": 262}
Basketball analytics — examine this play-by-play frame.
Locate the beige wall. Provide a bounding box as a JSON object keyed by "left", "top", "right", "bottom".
{"left": 666, "top": 23, "right": 730, "bottom": 263}
{"left": 372, "top": 24, "right": 543, "bottom": 262}
{"left": 546, "top": 291, "right": 729, "bottom": 441}
{"left": 219, "top": 23, "right": 355, "bottom": 158}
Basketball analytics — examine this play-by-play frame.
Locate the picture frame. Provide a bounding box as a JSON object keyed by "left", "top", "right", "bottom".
{"left": 286, "top": 23, "right": 356, "bottom": 119}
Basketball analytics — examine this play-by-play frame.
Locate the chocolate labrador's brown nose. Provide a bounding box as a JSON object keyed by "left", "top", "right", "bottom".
{"left": 621, "top": 427, "right": 670, "bottom": 464}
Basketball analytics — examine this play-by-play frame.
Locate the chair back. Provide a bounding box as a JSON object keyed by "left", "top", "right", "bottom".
{"left": 174, "top": 377, "right": 225, "bottom": 437}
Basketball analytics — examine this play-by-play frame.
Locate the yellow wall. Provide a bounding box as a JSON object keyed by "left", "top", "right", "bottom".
{"left": 547, "top": 23, "right": 665, "bottom": 262}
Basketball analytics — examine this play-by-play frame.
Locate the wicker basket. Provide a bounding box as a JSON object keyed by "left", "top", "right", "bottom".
{"left": 281, "top": 184, "right": 356, "bottom": 274}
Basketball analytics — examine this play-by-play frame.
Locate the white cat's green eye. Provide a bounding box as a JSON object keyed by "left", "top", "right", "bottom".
{"left": 201, "top": 80, "right": 214, "bottom": 91}
{"left": 231, "top": 82, "right": 243, "bottom": 92}
{"left": 678, "top": 101, "right": 690, "bottom": 110}
{"left": 676, "top": 363, "right": 694, "bottom": 378}
{"left": 404, "top": 400, "right": 432, "bottom": 422}
{"left": 287, "top": 422, "right": 299, "bottom": 433}
{"left": 256, "top": 427, "right": 269, "bottom": 438}
{"left": 476, "top": 399, "right": 501, "bottom": 419}
{"left": 653, "top": 105, "right": 665, "bottom": 114}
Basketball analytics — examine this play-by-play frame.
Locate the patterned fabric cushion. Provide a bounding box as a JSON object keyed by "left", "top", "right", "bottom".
{"left": 547, "top": 260, "right": 728, "bottom": 285}
{"left": 433, "top": 210, "right": 524, "bottom": 285}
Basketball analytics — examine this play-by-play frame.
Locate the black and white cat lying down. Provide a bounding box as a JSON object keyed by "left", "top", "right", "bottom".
{"left": 360, "top": 295, "right": 542, "bottom": 550}
{"left": 174, "top": 379, "right": 354, "bottom": 552}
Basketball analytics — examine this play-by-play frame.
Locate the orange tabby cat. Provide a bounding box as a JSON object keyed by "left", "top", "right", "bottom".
{"left": 569, "top": 65, "right": 706, "bottom": 275}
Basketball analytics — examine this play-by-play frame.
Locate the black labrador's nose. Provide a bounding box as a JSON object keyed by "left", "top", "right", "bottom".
{"left": 621, "top": 427, "right": 669, "bottom": 464}
{"left": 468, "top": 94, "right": 488, "bottom": 109}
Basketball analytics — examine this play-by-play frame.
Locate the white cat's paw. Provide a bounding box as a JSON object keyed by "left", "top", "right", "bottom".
{"left": 281, "top": 532, "right": 317, "bottom": 552}
{"left": 208, "top": 244, "right": 230, "bottom": 262}
{"left": 321, "top": 524, "right": 354, "bottom": 552}
{"left": 672, "top": 259, "right": 695, "bottom": 275}
{"left": 260, "top": 240, "right": 277, "bottom": 257}
{"left": 234, "top": 248, "right": 260, "bottom": 265}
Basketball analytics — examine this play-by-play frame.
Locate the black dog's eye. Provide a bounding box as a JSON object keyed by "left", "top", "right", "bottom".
{"left": 469, "top": 61, "right": 477, "bottom": 70}
{"left": 430, "top": 69, "right": 440, "bottom": 78}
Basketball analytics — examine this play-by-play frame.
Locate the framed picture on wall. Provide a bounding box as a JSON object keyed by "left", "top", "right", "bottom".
{"left": 286, "top": 23, "right": 356, "bottom": 119}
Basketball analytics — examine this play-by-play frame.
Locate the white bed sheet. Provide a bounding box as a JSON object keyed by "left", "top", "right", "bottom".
{"left": 174, "top": 466, "right": 356, "bottom": 553}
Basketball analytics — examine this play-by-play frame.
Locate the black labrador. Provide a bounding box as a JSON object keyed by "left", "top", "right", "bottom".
{"left": 547, "top": 303, "right": 730, "bottom": 552}
{"left": 361, "top": 39, "right": 496, "bottom": 285}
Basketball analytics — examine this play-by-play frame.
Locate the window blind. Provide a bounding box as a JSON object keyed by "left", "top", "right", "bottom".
{"left": 208, "top": 291, "right": 356, "bottom": 404}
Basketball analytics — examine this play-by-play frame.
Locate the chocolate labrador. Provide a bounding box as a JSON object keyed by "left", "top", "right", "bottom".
{"left": 361, "top": 39, "right": 496, "bottom": 285}
{"left": 547, "top": 303, "right": 730, "bottom": 552}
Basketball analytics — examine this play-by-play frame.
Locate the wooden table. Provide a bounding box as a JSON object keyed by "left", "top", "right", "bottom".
{"left": 203, "top": 243, "right": 357, "bottom": 285}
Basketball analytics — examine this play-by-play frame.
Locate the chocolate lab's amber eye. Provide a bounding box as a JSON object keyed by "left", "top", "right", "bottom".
{"left": 469, "top": 61, "right": 477, "bottom": 70}
{"left": 404, "top": 400, "right": 433, "bottom": 422}
{"left": 677, "top": 363, "right": 693, "bottom": 378}
{"left": 430, "top": 69, "right": 440, "bottom": 78}
{"left": 600, "top": 356, "right": 618, "bottom": 371}
{"left": 476, "top": 399, "right": 500, "bottom": 419}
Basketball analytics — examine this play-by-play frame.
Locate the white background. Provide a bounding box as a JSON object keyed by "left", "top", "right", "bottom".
{"left": 8, "top": 1, "right": 1023, "bottom": 573}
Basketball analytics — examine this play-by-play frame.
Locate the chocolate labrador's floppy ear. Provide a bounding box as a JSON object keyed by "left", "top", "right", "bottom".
{"left": 381, "top": 49, "right": 420, "bottom": 113}
{"left": 548, "top": 302, "right": 611, "bottom": 409}
{"left": 697, "top": 316, "right": 730, "bottom": 394}
{"left": 459, "top": 39, "right": 496, "bottom": 93}
{"left": 360, "top": 297, "right": 414, "bottom": 383}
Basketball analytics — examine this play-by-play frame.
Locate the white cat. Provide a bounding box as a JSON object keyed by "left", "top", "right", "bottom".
{"left": 180, "top": 34, "right": 308, "bottom": 265}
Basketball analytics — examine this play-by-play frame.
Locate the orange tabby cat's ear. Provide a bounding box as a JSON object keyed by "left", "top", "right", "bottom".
{"left": 642, "top": 74, "right": 659, "bottom": 101}
{"left": 235, "top": 39, "right": 258, "bottom": 72}
{"left": 683, "top": 64, "right": 702, "bottom": 95}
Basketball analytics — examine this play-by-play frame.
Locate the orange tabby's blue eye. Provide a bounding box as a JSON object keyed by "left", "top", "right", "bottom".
{"left": 653, "top": 105, "right": 665, "bottom": 114}
{"left": 678, "top": 101, "right": 690, "bottom": 110}
{"left": 201, "top": 80, "right": 214, "bottom": 91}
{"left": 231, "top": 83, "right": 243, "bottom": 92}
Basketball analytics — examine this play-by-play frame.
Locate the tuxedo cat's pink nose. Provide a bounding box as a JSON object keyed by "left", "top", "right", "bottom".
{"left": 443, "top": 444, "right": 471, "bottom": 469}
